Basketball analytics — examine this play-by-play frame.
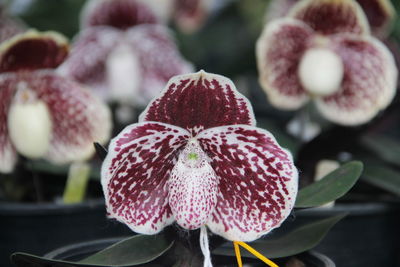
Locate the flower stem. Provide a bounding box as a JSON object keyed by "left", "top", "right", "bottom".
{"left": 62, "top": 162, "right": 91, "bottom": 204}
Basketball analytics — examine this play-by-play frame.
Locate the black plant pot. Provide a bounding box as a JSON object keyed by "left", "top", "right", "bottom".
{"left": 36, "top": 237, "right": 335, "bottom": 267}
{"left": 294, "top": 203, "right": 400, "bottom": 267}
{"left": 0, "top": 199, "right": 131, "bottom": 267}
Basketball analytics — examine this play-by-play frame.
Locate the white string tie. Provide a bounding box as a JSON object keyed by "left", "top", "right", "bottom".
{"left": 200, "top": 225, "right": 213, "bottom": 267}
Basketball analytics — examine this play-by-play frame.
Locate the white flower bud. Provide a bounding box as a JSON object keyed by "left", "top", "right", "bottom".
{"left": 299, "top": 48, "right": 344, "bottom": 96}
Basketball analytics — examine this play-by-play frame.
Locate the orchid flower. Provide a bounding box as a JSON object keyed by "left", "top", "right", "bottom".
{"left": 257, "top": 0, "right": 398, "bottom": 126}
{"left": 0, "top": 30, "right": 111, "bottom": 173}
{"left": 81, "top": 0, "right": 215, "bottom": 34}
{"left": 101, "top": 70, "right": 298, "bottom": 243}
{"left": 265, "top": 0, "right": 396, "bottom": 39}
{"left": 59, "top": 0, "right": 193, "bottom": 108}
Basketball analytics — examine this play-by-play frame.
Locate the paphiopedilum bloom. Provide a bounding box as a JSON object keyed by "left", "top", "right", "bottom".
{"left": 256, "top": 0, "right": 398, "bottom": 126}
{"left": 266, "top": 0, "right": 396, "bottom": 39}
{"left": 0, "top": 30, "right": 111, "bottom": 173}
{"left": 101, "top": 71, "right": 298, "bottom": 241}
{"left": 59, "top": 0, "right": 193, "bottom": 107}
{"left": 80, "top": 0, "right": 215, "bottom": 34}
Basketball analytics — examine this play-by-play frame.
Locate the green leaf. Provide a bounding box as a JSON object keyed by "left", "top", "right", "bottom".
{"left": 11, "top": 234, "right": 174, "bottom": 267}
{"left": 362, "top": 134, "right": 400, "bottom": 167}
{"left": 212, "top": 214, "right": 347, "bottom": 259}
{"left": 79, "top": 234, "right": 174, "bottom": 265}
{"left": 362, "top": 163, "right": 400, "bottom": 196}
{"left": 295, "top": 161, "right": 363, "bottom": 208}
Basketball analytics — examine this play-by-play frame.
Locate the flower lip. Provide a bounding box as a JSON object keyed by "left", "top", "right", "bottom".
{"left": 298, "top": 47, "right": 344, "bottom": 96}
{"left": 7, "top": 85, "right": 52, "bottom": 159}
{"left": 168, "top": 138, "right": 218, "bottom": 230}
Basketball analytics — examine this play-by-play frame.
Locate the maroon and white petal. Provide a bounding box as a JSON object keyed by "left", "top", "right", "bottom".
{"left": 315, "top": 34, "right": 398, "bottom": 125}
{"left": 168, "top": 139, "right": 218, "bottom": 230}
{"left": 124, "top": 24, "right": 194, "bottom": 106}
{"left": 58, "top": 27, "right": 121, "bottom": 99}
{"left": 81, "top": 0, "right": 158, "bottom": 30}
{"left": 288, "top": 0, "right": 370, "bottom": 35}
{"left": 0, "top": 77, "right": 17, "bottom": 173}
{"left": 101, "top": 121, "right": 190, "bottom": 234}
{"left": 0, "top": 30, "right": 69, "bottom": 73}
{"left": 256, "top": 18, "right": 311, "bottom": 110}
{"left": 0, "top": 71, "right": 112, "bottom": 163}
{"left": 140, "top": 70, "right": 256, "bottom": 135}
{"left": 356, "top": 0, "right": 395, "bottom": 38}
{"left": 173, "top": 0, "right": 209, "bottom": 33}
{"left": 197, "top": 125, "right": 298, "bottom": 242}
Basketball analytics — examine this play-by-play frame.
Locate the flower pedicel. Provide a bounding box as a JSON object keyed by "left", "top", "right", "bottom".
{"left": 101, "top": 70, "right": 298, "bottom": 266}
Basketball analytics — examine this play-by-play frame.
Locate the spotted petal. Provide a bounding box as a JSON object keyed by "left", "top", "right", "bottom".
{"left": 0, "top": 30, "right": 68, "bottom": 73}
{"left": 101, "top": 121, "right": 190, "bottom": 234}
{"left": 0, "top": 71, "right": 112, "bottom": 164}
{"left": 0, "top": 80, "right": 17, "bottom": 173}
{"left": 288, "top": 0, "right": 370, "bottom": 35}
{"left": 81, "top": 0, "right": 157, "bottom": 30}
{"left": 256, "top": 18, "right": 312, "bottom": 110}
{"left": 356, "top": 0, "right": 395, "bottom": 38}
{"left": 315, "top": 35, "right": 397, "bottom": 125}
{"left": 58, "top": 27, "right": 121, "bottom": 99}
{"left": 124, "top": 25, "right": 194, "bottom": 106}
{"left": 140, "top": 71, "right": 256, "bottom": 135}
{"left": 197, "top": 125, "right": 298, "bottom": 242}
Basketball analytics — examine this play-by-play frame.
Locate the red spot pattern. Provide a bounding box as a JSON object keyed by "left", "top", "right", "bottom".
{"left": 320, "top": 35, "right": 391, "bottom": 112}
{"left": 0, "top": 71, "right": 110, "bottom": 164}
{"left": 198, "top": 125, "right": 297, "bottom": 241}
{"left": 0, "top": 38, "right": 68, "bottom": 73}
{"left": 263, "top": 20, "right": 312, "bottom": 97}
{"left": 104, "top": 122, "right": 189, "bottom": 233}
{"left": 142, "top": 73, "right": 255, "bottom": 135}
{"left": 168, "top": 142, "right": 218, "bottom": 230}
{"left": 292, "top": 0, "right": 368, "bottom": 35}
{"left": 82, "top": 0, "right": 157, "bottom": 30}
